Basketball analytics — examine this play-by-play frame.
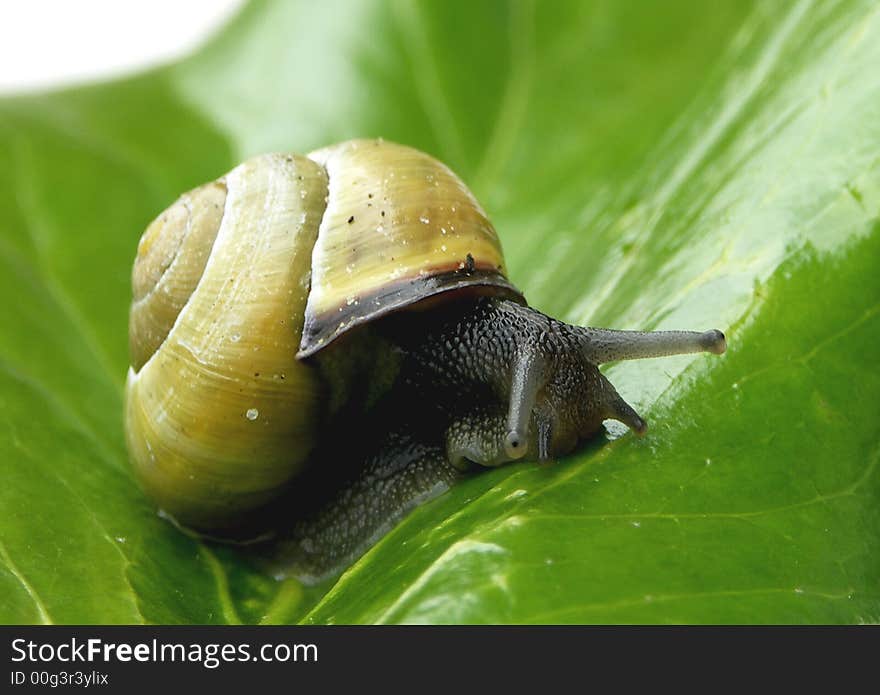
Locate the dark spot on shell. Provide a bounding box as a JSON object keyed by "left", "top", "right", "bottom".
{"left": 254, "top": 372, "right": 260, "bottom": 377}
{"left": 348, "top": 216, "right": 355, "bottom": 224}
{"left": 465, "top": 253, "right": 476, "bottom": 273}
{"left": 368, "top": 193, "right": 373, "bottom": 198}
{"left": 381, "top": 210, "right": 386, "bottom": 217}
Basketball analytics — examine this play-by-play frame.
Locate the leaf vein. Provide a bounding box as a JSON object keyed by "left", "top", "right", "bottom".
{"left": 10, "top": 133, "right": 124, "bottom": 395}
{"left": 526, "top": 586, "right": 857, "bottom": 623}
{"left": 392, "top": 0, "right": 466, "bottom": 168}
{"left": 3, "top": 404, "right": 144, "bottom": 623}
{"left": 199, "top": 546, "right": 242, "bottom": 625}
{"left": 0, "top": 539, "right": 53, "bottom": 624}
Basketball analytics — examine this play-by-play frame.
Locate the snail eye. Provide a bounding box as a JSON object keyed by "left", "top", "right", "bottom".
{"left": 504, "top": 430, "right": 527, "bottom": 460}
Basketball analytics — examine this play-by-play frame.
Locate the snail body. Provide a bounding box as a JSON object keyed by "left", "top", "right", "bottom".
{"left": 125, "top": 139, "right": 726, "bottom": 580}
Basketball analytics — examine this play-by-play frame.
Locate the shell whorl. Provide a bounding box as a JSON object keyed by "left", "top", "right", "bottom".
{"left": 125, "top": 154, "right": 327, "bottom": 530}
{"left": 129, "top": 180, "right": 227, "bottom": 371}
{"left": 298, "top": 139, "right": 521, "bottom": 357}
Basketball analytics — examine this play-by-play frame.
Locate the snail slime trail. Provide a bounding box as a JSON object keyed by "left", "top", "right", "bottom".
{"left": 124, "top": 139, "right": 727, "bottom": 583}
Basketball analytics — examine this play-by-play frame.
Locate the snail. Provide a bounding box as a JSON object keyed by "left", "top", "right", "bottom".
{"left": 124, "top": 139, "right": 726, "bottom": 582}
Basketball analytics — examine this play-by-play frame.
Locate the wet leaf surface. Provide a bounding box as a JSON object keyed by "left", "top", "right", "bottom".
{"left": 1, "top": 0, "right": 877, "bottom": 623}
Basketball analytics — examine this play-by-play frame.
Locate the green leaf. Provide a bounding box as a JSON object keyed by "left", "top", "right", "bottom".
{"left": 1, "top": 0, "right": 878, "bottom": 624}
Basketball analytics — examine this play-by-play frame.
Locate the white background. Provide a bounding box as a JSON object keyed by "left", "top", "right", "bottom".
{"left": 0, "top": 0, "right": 245, "bottom": 94}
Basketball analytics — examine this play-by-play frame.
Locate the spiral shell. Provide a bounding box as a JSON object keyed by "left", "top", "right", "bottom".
{"left": 124, "top": 139, "right": 521, "bottom": 531}
{"left": 125, "top": 153, "right": 325, "bottom": 530}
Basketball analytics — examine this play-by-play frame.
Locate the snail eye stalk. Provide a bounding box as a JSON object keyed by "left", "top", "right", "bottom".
{"left": 576, "top": 327, "right": 727, "bottom": 364}
{"left": 504, "top": 346, "right": 547, "bottom": 460}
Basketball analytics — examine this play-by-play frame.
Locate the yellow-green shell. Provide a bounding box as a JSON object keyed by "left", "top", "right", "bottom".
{"left": 299, "top": 139, "right": 519, "bottom": 357}
{"left": 124, "top": 139, "right": 520, "bottom": 531}
{"left": 126, "top": 154, "right": 326, "bottom": 530}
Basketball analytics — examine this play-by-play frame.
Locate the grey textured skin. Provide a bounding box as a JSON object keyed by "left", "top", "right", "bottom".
{"left": 269, "top": 297, "right": 725, "bottom": 582}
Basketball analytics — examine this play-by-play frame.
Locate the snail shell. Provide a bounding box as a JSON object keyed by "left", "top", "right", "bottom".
{"left": 125, "top": 140, "right": 520, "bottom": 531}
